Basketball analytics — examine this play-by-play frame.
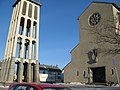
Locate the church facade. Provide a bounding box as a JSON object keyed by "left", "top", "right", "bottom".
{"left": 64, "top": 2, "right": 120, "bottom": 84}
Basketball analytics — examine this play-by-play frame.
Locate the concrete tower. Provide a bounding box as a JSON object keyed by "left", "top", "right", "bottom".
{"left": 0, "top": 0, "right": 41, "bottom": 84}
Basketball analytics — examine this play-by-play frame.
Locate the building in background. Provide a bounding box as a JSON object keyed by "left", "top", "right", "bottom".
{"left": 39, "top": 64, "right": 63, "bottom": 83}
{"left": 64, "top": 1, "right": 120, "bottom": 84}
{"left": 0, "top": 0, "right": 41, "bottom": 84}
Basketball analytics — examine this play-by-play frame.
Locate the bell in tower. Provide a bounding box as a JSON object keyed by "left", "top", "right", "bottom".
{"left": 0, "top": 0, "right": 41, "bottom": 84}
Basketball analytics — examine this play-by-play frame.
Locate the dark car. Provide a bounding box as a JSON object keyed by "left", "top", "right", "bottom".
{"left": 8, "top": 83, "right": 70, "bottom": 90}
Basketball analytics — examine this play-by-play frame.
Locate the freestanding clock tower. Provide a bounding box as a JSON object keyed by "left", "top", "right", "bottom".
{"left": 0, "top": 0, "right": 41, "bottom": 84}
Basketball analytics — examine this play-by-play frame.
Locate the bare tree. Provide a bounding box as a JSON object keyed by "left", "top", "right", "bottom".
{"left": 83, "top": 18, "right": 120, "bottom": 56}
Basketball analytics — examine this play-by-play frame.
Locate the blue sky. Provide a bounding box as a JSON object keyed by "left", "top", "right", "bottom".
{"left": 0, "top": 0, "right": 119, "bottom": 69}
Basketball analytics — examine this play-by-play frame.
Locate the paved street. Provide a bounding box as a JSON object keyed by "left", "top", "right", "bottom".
{"left": 67, "top": 85, "right": 120, "bottom": 90}
{"left": 65, "top": 84, "right": 120, "bottom": 90}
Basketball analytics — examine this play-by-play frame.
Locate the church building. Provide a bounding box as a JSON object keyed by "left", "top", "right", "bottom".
{"left": 64, "top": 1, "right": 120, "bottom": 84}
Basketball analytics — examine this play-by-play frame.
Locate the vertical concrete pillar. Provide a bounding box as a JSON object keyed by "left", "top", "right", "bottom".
{"left": 0, "top": 60, "right": 5, "bottom": 81}
{"left": 88, "top": 68, "right": 93, "bottom": 83}
{"left": 7, "top": 58, "right": 15, "bottom": 83}
{"left": 27, "top": 62, "right": 31, "bottom": 82}
{"left": 4, "top": 58, "right": 11, "bottom": 81}
{"left": 31, "top": 64, "right": 33, "bottom": 82}
{"left": 34, "top": 61, "right": 39, "bottom": 83}
{"left": 2, "top": 60, "right": 7, "bottom": 82}
{"left": 18, "top": 60, "right": 23, "bottom": 82}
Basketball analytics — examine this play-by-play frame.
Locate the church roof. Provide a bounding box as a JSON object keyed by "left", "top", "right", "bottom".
{"left": 77, "top": 1, "right": 120, "bottom": 20}
{"left": 92, "top": 1, "right": 120, "bottom": 11}
{"left": 13, "top": 0, "right": 42, "bottom": 7}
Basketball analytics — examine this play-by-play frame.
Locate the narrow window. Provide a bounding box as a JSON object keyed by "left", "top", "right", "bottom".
{"left": 76, "top": 71, "right": 79, "bottom": 76}
{"left": 28, "top": 4, "right": 32, "bottom": 18}
{"left": 22, "top": 1, "right": 27, "bottom": 15}
{"left": 83, "top": 71, "right": 86, "bottom": 78}
{"left": 34, "top": 6, "right": 38, "bottom": 20}
{"left": 112, "top": 69, "right": 114, "bottom": 75}
{"left": 19, "top": 17, "right": 24, "bottom": 35}
{"left": 32, "top": 41, "right": 36, "bottom": 60}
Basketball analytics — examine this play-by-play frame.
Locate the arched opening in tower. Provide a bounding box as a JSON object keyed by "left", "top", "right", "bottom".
{"left": 32, "top": 41, "right": 36, "bottom": 60}
{"left": 26, "top": 19, "right": 31, "bottom": 37}
{"left": 19, "top": 17, "right": 24, "bottom": 35}
{"left": 24, "top": 39, "right": 30, "bottom": 59}
{"left": 14, "top": 61, "right": 20, "bottom": 82}
{"left": 16, "top": 37, "right": 22, "bottom": 58}
{"left": 33, "top": 21, "right": 37, "bottom": 38}
{"left": 23, "top": 62, "right": 28, "bottom": 82}
{"left": 31, "top": 63, "right": 35, "bottom": 82}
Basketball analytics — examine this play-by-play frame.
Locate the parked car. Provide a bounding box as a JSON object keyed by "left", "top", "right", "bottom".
{"left": 8, "top": 83, "right": 70, "bottom": 90}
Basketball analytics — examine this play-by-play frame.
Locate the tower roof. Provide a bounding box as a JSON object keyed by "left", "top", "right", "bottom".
{"left": 13, "top": 0, "right": 42, "bottom": 7}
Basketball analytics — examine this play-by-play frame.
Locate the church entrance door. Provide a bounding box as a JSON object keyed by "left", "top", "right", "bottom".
{"left": 90, "top": 67, "right": 106, "bottom": 83}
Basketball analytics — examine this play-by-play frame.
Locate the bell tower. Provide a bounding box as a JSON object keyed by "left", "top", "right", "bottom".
{"left": 0, "top": 0, "right": 41, "bottom": 84}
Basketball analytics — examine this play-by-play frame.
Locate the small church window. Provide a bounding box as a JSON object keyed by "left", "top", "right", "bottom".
{"left": 76, "top": 71, "right": 79, "bottom": 76}
{"left": 83, "top": 71, "right": 86, "bottom": 78}
{"left": 112, "top": 69, "right": 114, "bottom": 75}
{"left": 22, "top": 1, "right": 27, "bottom": 15}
